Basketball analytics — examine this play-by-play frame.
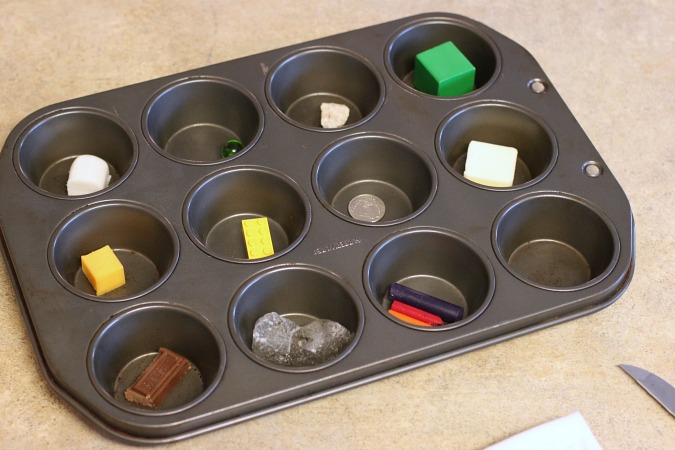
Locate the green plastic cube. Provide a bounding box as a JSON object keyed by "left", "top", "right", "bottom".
{"left": 414, "top": 41, "right": 476, "bottom": 96}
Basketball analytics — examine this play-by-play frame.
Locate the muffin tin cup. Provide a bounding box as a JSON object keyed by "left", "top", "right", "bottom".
{"left": 48, "top": 200, "right": 180, "bottom": 301}
{"left": 143, "top": 77, "right": 263, "bottom": 164}
{"left": 493, "top": 193, "right": 620, "bottom": 290}
{"left": 183, "top": 166, "right": 311, "bottom": 262}
{"left": 88, "top": 303, "right": 226, "bottom": 415}
{"left": 13, "top": 108, "right": 137, "bottom": 198}
{"left": 436, "top": 102, "right": 558, "bottom": 188}
{"left": 364, "top": 228, "right": 495, "bottom": 330}
{"left": 266, "top": 47, "right": 385, "bottom": 130}
{"left": 385, "top": 17, "right": 500, "bottom": 97}
{"left": 229, "top": 264, "right": 364, "bottom": 372}
{"left": 313, "top": 133, "right": 437, "bottom": 225}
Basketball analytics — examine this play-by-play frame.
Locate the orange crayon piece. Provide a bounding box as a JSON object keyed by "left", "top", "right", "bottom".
{"left": 388, "top": 309, "right": 431, "bottom": 327}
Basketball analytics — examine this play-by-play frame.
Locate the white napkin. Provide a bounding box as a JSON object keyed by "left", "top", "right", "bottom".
{"left": 485, "top": 412, "right": 602, "bottom": 450}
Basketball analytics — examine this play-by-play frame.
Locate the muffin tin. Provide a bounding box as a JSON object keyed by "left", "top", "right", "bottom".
{"left": 0, "top": 13, "right": 635, "bottom": 444}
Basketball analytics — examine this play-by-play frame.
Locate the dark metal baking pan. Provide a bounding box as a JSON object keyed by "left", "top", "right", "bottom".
{"left": 0, "top": 12, "right": 635, "bottom": 444}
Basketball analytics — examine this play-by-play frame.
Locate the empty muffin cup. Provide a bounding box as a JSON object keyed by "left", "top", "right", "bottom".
{"left": 364, "top": 228, "right": 494, "bottom": 329}
{"left": 229, "top": 264, "right": 363, "bottom": 372}
{"left": 88, "top": 303, "right": 225, "bottom": 414}
{"left": 437, "top": 102, "right": 557, "bottom": 188}
{"left": 13, "top": 108, "right": 137, "bottom": 197}
{"left": 493, "top": 193, "right": 619, "bottom": 290}
{"left": 49, "top": 200, "right": 179, "bottom": 300}
{"left": 143, "top": 77, "right": 263, "bottom": 163}
{"left": 313, "top": 133, "right": 436, "bottom": 225}
{"left": 266, "top": 47, "right": 384, "bottom": 130}
{"left": 184, "top": 166, "right": 311, "bottom": 262}
{"left": 385, "top": 18, "right": 499, "bottom": 95}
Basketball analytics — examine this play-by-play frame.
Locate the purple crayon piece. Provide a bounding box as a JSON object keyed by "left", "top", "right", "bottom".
{"left": 388, "top": 282, "right": 464, "bottom": 323}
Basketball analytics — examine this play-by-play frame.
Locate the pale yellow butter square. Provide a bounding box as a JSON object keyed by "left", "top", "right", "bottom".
{"left": 463, "top": 140, "right": 518, "bottom": 187}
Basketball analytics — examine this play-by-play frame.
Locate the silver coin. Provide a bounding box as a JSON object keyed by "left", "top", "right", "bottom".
{"left": 348, "top": 194, "right": 385, "bottom": 222}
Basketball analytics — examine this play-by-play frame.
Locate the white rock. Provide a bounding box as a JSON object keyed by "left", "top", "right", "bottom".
{"left": 320, "top": 102, "right": 350, "bottom": 129}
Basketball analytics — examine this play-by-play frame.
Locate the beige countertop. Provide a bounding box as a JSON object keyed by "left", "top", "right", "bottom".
{"left": 0, "top": 1, "right": 673, "bottom": 448}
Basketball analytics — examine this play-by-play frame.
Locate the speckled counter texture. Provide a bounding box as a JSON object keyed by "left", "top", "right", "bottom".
{"left": 0, "top": 1, "right": 673, "bottom": 448}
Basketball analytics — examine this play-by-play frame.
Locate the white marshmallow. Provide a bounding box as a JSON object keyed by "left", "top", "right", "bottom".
{"left": 66, "top": 154, "right": 112, "bottom": 196}
{"left": 463, "top": 140, "right": 518, "bottom": 187}
{"left": 320, "top": 102, "right": 350, "bottom": 129}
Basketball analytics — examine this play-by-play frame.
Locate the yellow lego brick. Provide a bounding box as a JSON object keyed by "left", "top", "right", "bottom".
{"left": 81, "top": 245, "right": 126, "bottom": 296}
{"left": 242, "top": 217, "right": 274, "bottom": 259}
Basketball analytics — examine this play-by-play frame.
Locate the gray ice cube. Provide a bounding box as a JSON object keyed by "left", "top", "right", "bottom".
{"left": 252, "top": 313, "right": 352, "bottom": 367}
{"left": 290, "top": 319, "right": 352, "bottom": 366}
{"left": 252, "top": 312, "right": 299, "bottom": 366}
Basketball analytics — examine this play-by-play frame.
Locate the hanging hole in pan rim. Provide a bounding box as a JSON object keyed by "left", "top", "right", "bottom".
{"left": 528, "top": 78, "right": 548, "bottom": 94}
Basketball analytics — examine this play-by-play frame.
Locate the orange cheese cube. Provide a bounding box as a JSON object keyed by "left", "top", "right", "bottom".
{"left": 81, "top": 245, "right": 126, "bottom": 296}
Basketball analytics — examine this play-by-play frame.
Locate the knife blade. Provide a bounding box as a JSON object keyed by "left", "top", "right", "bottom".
{"left": 619, "top": 364, "right": 675, "bottom": 417}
